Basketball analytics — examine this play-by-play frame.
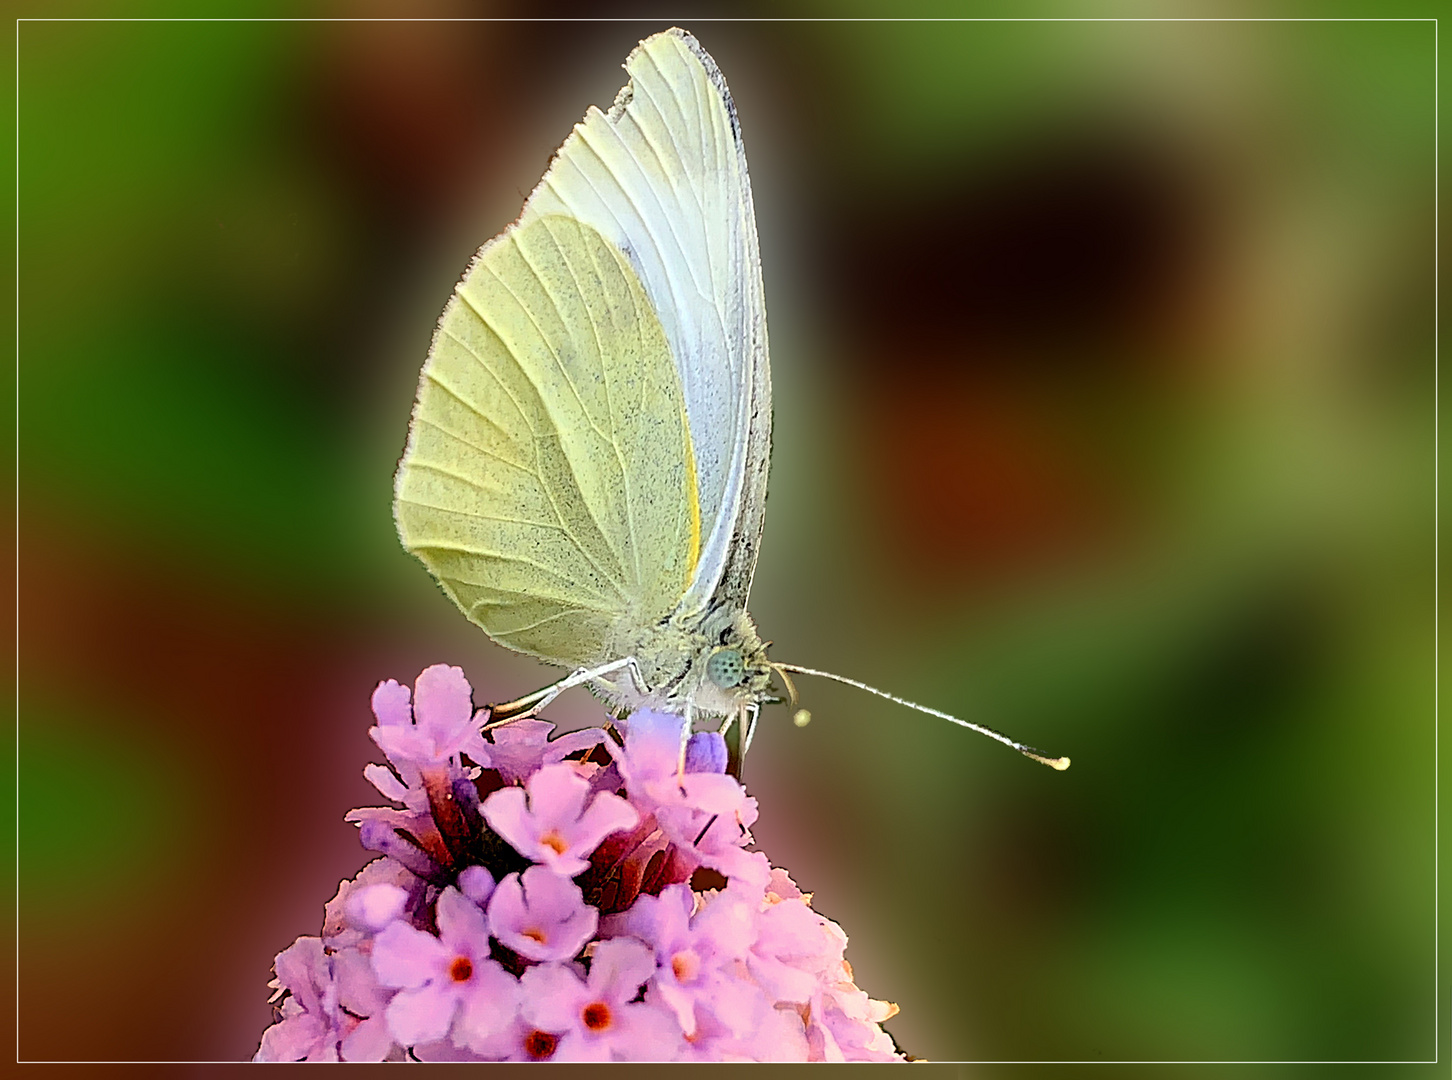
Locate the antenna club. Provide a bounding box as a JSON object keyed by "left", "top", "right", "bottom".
{"left": 1023, "top": 751, "right": 1071, "bottom": 771}
{"left": 793, "top": 709, "right": 812, "bottom": 728}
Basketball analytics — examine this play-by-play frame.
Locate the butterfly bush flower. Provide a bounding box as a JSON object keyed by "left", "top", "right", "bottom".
{"left": 484, "top": 762, "right": 638, "bottom": 875}
{"left": 489, "top": 865, "right": 600, "bottom": 962}
{"left": 372, "top": 887, "right": 518, "bottom": 1049}
{"left": 519, "top": 938, "right": 682, "bottom": 1060}
{"left": 255, "top": 664, "right": 903, "bottom": 1062}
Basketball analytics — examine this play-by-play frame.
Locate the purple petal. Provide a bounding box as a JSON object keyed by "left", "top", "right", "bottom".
{"left": 480, "top": 786, "right": 534, "bottom": 861}
{"left": 347, "top": 884, "right": 409, "bottom": 931}
{"left": 373, "top": 724, "right": 435, "bottom": 765}
{"left": 766, "top": 866, "right": 804, "bottom": 901}
{"left": 454, "top": 960, "right": 524, "bottom": 1051}
{"left": 488, "top": 868, "right": 598, "bottom": 962}
{"left": 384, "top": 981, "right": 458, "bottom": 1048}
{"left": 323, "top": 857, "right": 416, "bottom": 949}
{"left": 585, "top": 936, "right": 656, "bottom": 1003}
{"left": 485, "top": 874, "right": 528, "bottom": 945}
{"left": 587, "top": 760, "right": 624, "bottom": 798}
{"left": 518, "top": 962, "right": 586, "bottom": 1031}
{"left": 738, "top": 1005, "right": 810, "bottom": 1062}
{"left": 684, "top": 731, "right": 728, "bottom": 774}
{"left": 679, "top": 773, "right": 750, "bottom": 816}
{"left": 413, "top": 664, "right": 474, "bottom": 738}
{"left": 464, "top": 1016, "right": 540, "bottom": 1061}
{"left": 621, "top": 710, "right": 686, "bottom": 782}
{"left": 699, "top": 848, "right": 772, "bottom": 891}
{"left": 655, "top": 980, "right": 700, "bottom": 1038}
{"left": 517, "top": 865, "right": 589, "bottom": 924}
{"left": 255, "top": 1013, "right": 327, "bottom": 1062}
{"left": 362, "top": 763, "right": 410, "bottom": 804}
{"left": 372, "top": 922, "right": 449, "bottom": 989}
{"left": 571, "top": 791, "right": 640, "bottom": 855}
{"left": 694, "top": 891, "right": 758, "bottom": 959}
{"left": 525, "top": 763, "right": 591, "bottom": 828}
{"left": 747, "top": 953, "right": 818, "bottom": 1005}
{"left": 355, "top": 818, "right": 444, "bottom": 880}
{"left": 483, "top": 765, "right": 633, "bottom": 876}
{"left": 459, "top": 720, "right": 493, "bottom": 766}
{"left": 333, "top": 946, "right": 392, "bottom": 1018}
{"left": 435, "top": 886, "right": 490, "bottom": 954}
{"left": 551, "top": 1031, "right": 614, "bottom": 1063}
{"left": 532, "top": 845, "right": 593, "bottom": 879}
{"left": 607, "top": 1000, "right": 688, "bottom": 1061}
{"left": 371, "top": 679, "right": 413, "bottom": 728}
{"left": 540, "top": 726, "right": 608, "bottom": 767}
{"left": 706, "top": 975, "right": 769, "bottom": 1039}
{"left": 486, "top": 718, "right": 555, "bottom": 783}
{"left": 272, "top": 937, "right": 328, "bottom": 1016}
{"left": 755, "top": 896, "right": 837, "bottom": 965}
{"left": 611, "top": 884, "right": 693, "bottom": 957}
{"left": 457, "top": 865, "right": 496, "bottom": 909}
{"left": 411, "top": 1037, "right": 490, "bottom": 1062}
{"left": 340, "top": 1014, "right": 394, "bottom": 1062}
{"left": 545, "top": 906, "right": 599, "bottom": 963}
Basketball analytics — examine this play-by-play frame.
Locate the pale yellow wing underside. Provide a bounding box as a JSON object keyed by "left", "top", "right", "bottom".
{"left": 394, "top": 213, "right": 698, "bottom": 669}
{"left": 521, "top": 29, "right": 771, "bottom": 624}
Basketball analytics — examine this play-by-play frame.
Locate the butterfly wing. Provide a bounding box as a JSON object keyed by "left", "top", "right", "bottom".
{"left": 520, "top": 28, "right": 772, "bottom": 626}
{"left": 395, "top": 212, "right": 699, "bottom": 670}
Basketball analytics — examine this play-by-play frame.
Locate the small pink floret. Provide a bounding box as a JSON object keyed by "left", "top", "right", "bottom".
{"left": 488, "top": 865, "right": 598, "bottom": 962}
{"left": 483, "top": 762, "right": 639, "bottom": 875}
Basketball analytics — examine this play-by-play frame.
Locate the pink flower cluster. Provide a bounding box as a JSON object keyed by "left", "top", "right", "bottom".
{"left": 255, "top": 665, "right": 903, "bottom": 1062}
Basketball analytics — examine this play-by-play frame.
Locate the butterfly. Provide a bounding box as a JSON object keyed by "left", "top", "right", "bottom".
{"left": 393, "top": 28, "right": 1067, "bottom": 771}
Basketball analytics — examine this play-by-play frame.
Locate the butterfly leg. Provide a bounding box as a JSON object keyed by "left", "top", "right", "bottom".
{"left": 742, "top": 702, "right": 761, "bottom": 758}
{"left": 485, "top": 656, "right": 647, "bottom": 727}
{"left": 621, "top": 656, "right": 650, "bottom": 698}
{"left": 675, "top": 700, "right": 695, "bottom": 781}
{"left": 717, "top": 703, "right": 758, "bottom": 780}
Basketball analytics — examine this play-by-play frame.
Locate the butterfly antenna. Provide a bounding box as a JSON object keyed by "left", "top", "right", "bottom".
{"left": 774, "top": 663, "right": 1070, "bottom": 771}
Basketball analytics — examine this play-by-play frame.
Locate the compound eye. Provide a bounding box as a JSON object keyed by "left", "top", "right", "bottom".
{"left": 706, "top": 648, "right": 745, "bottom": 689}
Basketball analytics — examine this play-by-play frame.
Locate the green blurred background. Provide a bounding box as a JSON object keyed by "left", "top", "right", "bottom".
{"left": 13, "top": 8, "right": 1439, "bottom": 1064}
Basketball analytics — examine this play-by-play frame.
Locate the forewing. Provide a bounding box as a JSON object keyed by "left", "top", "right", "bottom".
{"left": 520, "top": 28, "right": 772, "bottom": 623}
{"left": 394, "top": 214, "right": 698, "bottom": 669}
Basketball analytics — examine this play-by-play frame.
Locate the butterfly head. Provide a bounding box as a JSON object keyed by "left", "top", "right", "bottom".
{"left": 661, "top": 610, "right": 772, "bottom": 719}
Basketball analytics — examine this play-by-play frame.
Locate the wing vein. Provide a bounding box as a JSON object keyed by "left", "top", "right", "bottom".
{"left": 404, "top": 460, "right": 553, "bottom": 511}
{"left": 575, "top": 123, "right": 707, "bottom": 302}
{"left": 639, "top": 47, "right": 719, "bottom": 311}
{"left": 410, "top": 414, "right": 538, "bottom": 481}
{"left": 485, "top": 606, "right": 613, "bottom": 638}
{"left": 498, "top": 232, "right": 613, "bottom": 444}
{"left": 407, "top": 540, "right": 611, "bottom": 596}
{"left": 452, "top": 281, "right": 630, "bottom": 596}
{"left": 541, "top": 217, "right": 646, "bottom": 593}
{"left": 437, "top": 322, "right": 540, "bottom": 442}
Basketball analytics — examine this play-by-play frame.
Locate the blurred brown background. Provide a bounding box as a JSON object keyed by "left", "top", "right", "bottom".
{"left": 13, "top": 8, "right": 1439, "bottom": 1063}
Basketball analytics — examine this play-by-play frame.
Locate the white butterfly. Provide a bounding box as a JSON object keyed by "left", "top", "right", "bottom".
{"left": 394, "top": 28, "right": 1067, "bottom": 770}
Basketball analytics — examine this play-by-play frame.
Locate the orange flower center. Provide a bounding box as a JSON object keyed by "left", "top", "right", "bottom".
{"left": 524, "top": 1030, "right": 557, "bottom": 1059}
{"left": 582, "top": 1001, "right": 613, "bottom": 1032}
{"left": 522, "top": 927, "right": 547, "bottom": 944}
{"left": 449, "top": 956, "right": 473, "bottom": 983}
{"left": 540, "top": 830, "right": 569, "bottom": 856}
{"left": 670, "top": 950, "right": 700, "bottom": 983}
